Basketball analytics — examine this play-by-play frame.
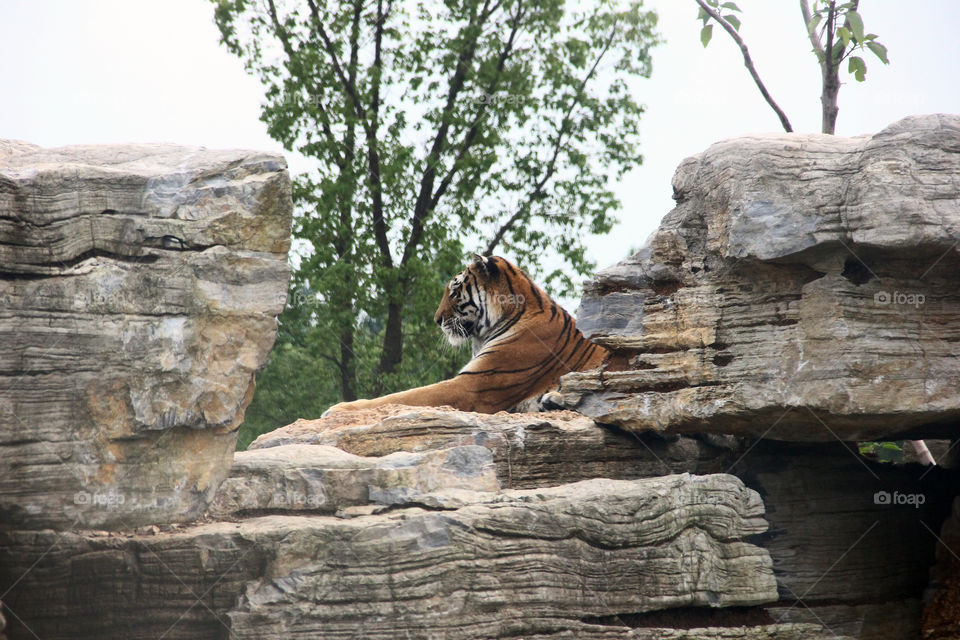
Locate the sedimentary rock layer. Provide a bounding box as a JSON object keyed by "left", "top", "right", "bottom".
{"left": 0, "top": 141, "right": 292, "bottom": 528}
{"left": 556, "top": 114, "right": 960, "bottom": 442}
{"left": 0, "top": 474, "right": 776, "bottom": 639}
{"left": 210, "top": 443, "right": 500, "bottom": 516}
{"left": 251, "top": 405, "right": 741, "bottom": 488}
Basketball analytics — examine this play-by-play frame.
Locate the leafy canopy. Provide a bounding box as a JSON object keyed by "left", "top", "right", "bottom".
{"left": 211, "top": 0, "right": 660, "bottom": 447}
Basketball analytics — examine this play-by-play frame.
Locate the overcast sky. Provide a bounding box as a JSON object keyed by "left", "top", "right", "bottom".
{"left": 2, "top": 0, "right": 958, "bottom": 276}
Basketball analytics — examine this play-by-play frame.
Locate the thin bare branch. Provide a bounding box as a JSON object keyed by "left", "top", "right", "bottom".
{"left": 695, "top": 0, "right": 793, "bottom": 133}
{"left": 265, "top": 0, "right": 345, "bottom": 166}
{"left": 799, "top": 0, "right": 824, "bottom": 57}
{"left": 365, "top": 0, "right": 394, "bottom": 268}
{"left": 428, "top": 0, "right": 526, "bottom": 213}
{"left": 486, "top": 14, "right": 617, "bottom": 255}
{"left": 401, "top": 0, "right": 496, "bottom": 267}
{"left": 306, "top": 0, "right": 374, "bottom": 138}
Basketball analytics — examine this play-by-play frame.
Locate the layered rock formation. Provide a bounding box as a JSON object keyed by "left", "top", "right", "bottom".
{"left": 4, "top": 117, "right": 959, "bottom": 640}
{"left": 556, "top": 114, "right": 960, "bottom": 442}
{"left": 1, "top": 472, "right": 783, "bottom": 639}
{"left": 922, "top": 496, "right": 960, "bottom": 639}
{"left": 245, "top": 407, "right": 958, "bottom": 639}
{"left": 251, "top": 406, "right": 741, "bottom": 488}
{"left": 0, "top": 141, "right": 292, "bottom": 529}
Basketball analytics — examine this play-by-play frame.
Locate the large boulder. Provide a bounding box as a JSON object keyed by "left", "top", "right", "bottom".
{"left": 556, "top": 114, "right": 960, "bottom": 442}
{"left": 210, "top": 443, "right": 500, "bottom": 516}
{"left": 0, "top": 141, "right": 292, "bottom": 529}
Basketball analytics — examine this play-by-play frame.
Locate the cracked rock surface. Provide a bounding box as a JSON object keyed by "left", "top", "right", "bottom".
{"left": 0, "top": 473, "right": 780, "bottom": 640}
{"left": 0, "top": 141, "right": 292, "bottom": 529}
{"left": 556, "top": 114, "right": 960, "bottom": 442}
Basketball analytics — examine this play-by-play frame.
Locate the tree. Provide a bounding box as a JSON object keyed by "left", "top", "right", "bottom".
{"left": 211, "top": 0, "right": 660, "bottom": 445}
{"left": 694, "top": 0, "right": 889, "bottom": 134}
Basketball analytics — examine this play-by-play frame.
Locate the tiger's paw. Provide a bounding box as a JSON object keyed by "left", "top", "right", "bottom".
{"left": 321, "top": 400, "right": 370, "bottom": 418}
{"left": 539, "top": 391, "right": 566, "bottom": 411}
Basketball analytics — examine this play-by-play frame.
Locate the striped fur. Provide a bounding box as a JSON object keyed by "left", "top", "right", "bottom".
{"left": 325, "top": 255, "right": 608, "bottom": 414}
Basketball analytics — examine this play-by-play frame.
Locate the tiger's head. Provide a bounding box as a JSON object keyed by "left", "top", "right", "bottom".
{"left": 434, "top": 255, "right": 528, "bottom": 349}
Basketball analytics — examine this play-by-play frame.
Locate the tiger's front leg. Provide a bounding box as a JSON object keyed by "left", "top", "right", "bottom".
{"left": 322, "top": 376, "right": 496, "bottom": 416}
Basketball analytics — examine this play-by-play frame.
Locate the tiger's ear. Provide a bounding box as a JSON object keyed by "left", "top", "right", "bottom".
{"left": 471, "top": 254, "right": 499, "bottom": 278}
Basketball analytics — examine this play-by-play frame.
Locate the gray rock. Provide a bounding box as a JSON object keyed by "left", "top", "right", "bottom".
{"left": 210, "top": 443, "right": 500, "bottom": 516}
{"left": 921, "top": 496, "right": 960, "bottom": 638}
{"left": 737, "top": 441, "right": 956, "bottom": 640}
{"left": 0, "top": 474, "right": 776, "bottom": 639}
{"left": 0, "top": 141, "right": 292, "bottom": 529}
{"left": 558, "top": 115, "right": 960, "bottom": 442}
{"left": 251, "top": 405, "right": 742, "bottom": 488}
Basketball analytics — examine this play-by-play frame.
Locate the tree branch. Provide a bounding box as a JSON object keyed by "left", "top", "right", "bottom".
{"left": 695, "top": 0, "right": 793, "bottom": 133}
{"left": 364, "top": 0, "right": 394, "bottom": 268}
{"left": 399, "top": 0, "right": 497, "bottom": 268}
{"left": 306, "top": 0, "right": 375, "bottom": 138}
{"left": 265, "top": 0, "right": 345, "bottom": 167}
{"left": 485, "top": 14, "right": 616, "bottom": 256}
{"left": 427, "top": 0, "right": 525, "bottom": 213}
{"left": 799, "top": 0, "right": 824, "bottom": 57}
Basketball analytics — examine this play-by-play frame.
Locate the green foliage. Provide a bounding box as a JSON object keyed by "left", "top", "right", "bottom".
{"left": 210, "top": 0, "right": 660, "bottom": 448}
{"left": 804, "top": 1, "right": 889, "bottom": 83}
{"left": 858, "top": 440, "right": 905, "bottom": 464}
{"left": 695, "top": 0, "right": 890, "bottom": 133}
{"left": 697, "top": 0, "right": 740, "bottom": 48}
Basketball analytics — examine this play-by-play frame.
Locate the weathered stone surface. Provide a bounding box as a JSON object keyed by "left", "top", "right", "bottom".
{"left": 0, "top": 141, "right": 292, "bottom": 529}
{"left": 737, "top": 441, "right": 956, "bottom": 640}
{"left": 576, "top": 624, "right": 851, "bottom": 639}
{"left": 251, "top": 404, "right": 741, "bottom": 488}
{"left": 210, "top": 443, "right": 499, "bottom": 516}
{"left": 250, "top": 407, "right": 956, "bottom": 640}
{"left": 0, "top": 474, "right": 776, "bottom": 639}
{"left": 557, "top": 114, "right": 960, "bottom": 442}
{"left": 922, "top": 496, "right": 960, "bottom": 639}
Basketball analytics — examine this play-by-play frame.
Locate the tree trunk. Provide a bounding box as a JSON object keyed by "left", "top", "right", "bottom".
{"left": 376, "top": 298, "right": 404, "bottom": 391}
{"left": 820, "top": 1, "right": 840, "bottom": 134}
{"left": 339, "top": 325, "right": 356, "bottom": 401}
{"left": 821, "top": 66, "right": 840, "bottom": 134}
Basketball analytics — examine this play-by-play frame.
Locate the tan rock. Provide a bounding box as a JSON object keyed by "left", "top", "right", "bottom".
{"left": 0, "top": 141, "right": 292, "bottom": 529}
{"left": 558, "top": 115, "right": 960, "bottom": 442}
{"left": 211, "top": 443, "right": 499, "bottom": 516}
{"left": 251, "top": 404, "right": 741, "bottom": 488}
{"left": 0, "top": 473, "right": 777, "bottom": 639}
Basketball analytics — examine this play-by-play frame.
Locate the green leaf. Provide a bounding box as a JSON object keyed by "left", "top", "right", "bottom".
{"left": 807, "top": 13, "right": 822, "bottom": 35}
{"left": 720, "top": 2, "right": 741, "bottom": 11}
{"left": 831, "top": 39, "right": 845, "bottom": 63}
{"left": 725, "top": 15, "right": 741, "bottom": 31}
{"left": 837, "top": 26, "right": 851, "bottom": 48}
{"left": 866, "top": 41, "right": 889, "bottom": 64}
{"left": 846, "top": 10, "right": 865, "bottom": 43}
{"left": 700, "top": 23, "right": 713, "bottom": 47}
{"left": 848, "top": 55, "right": 867, "bottom": 81}
{"left": 697, "top": 6, "right": 710, "bottom": 25}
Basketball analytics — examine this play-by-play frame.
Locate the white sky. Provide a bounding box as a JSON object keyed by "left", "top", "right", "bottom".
{"left": 2, "top": 0, "right": 958, "bottom": 274}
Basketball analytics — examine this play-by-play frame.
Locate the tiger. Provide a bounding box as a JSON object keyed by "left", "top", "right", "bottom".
{"left": 323, "top": 254, "right": 609, "bottom": 415}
